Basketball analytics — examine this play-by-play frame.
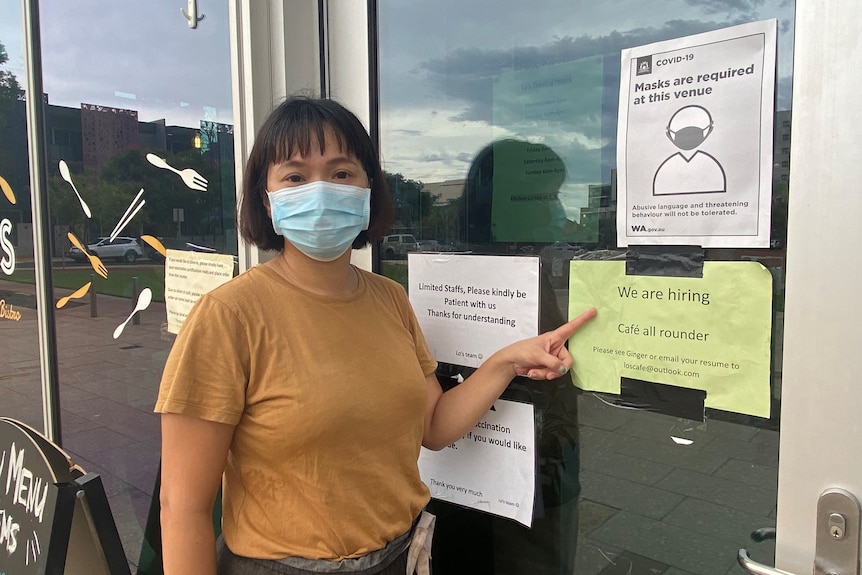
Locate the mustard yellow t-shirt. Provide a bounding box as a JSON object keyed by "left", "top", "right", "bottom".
{"left": 155, "top": 265, "right": 437, "bottom": 560}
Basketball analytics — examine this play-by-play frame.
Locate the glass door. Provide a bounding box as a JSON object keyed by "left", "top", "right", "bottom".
{"left": 371, "top": 1, "right": 800, "bottom": 574}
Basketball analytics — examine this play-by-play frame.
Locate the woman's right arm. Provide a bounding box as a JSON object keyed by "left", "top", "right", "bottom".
{"left": 160, "top": 412, "right": 235, "bottom": 575}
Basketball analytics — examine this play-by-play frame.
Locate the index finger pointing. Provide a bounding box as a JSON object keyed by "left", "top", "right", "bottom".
{"left": 554, "top": 307, "right": 597, "bottom": 340}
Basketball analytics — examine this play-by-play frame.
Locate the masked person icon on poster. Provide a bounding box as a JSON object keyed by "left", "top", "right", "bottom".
{"left": 653, "top": 104, "right": 727, "bottom": 196}
{"left": 155, "top": 96, "right": 596, "bottom": 575}
{"left": 427, "top": 139, "right": 587, "bottom": 575}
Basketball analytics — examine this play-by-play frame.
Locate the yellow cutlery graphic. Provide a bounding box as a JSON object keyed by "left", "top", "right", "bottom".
{"left": 68, "top": 232, "right": 108, "bottom": 279}
{"left": 56, "top": 282, "right": 92, "bottom": 309}
{"left": 141, "top": 235, "right": 167, "bottom": 258}
{"left": 0, "top": 176, "right": 15, "bottom": 205}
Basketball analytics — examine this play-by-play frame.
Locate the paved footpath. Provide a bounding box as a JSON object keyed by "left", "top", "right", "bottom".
{"left": 1, "top": 276, "right": 169, "bottom": 569}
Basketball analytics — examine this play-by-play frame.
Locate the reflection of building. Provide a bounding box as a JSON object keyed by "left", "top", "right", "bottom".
{"left": 773, "top": 110, "right": 791, "bottom": 182}
{"left": 47, "top": 104, "right": 85, "bottom": 168}
{"left": 580, "top": 172, "right": 617, "bottom": 248}
{"left": 2, "top": 97, "right": 224, "bottom": 178}
{"left": 0, "top": 96, "right": 236, "bottom": 254}
{"left": 421, "top": 179, "right": 465, "bottom": 205}
{"left": 81, "top": 103, "right": 139, "bottom": 173}
{"left": 138, "top": 119, "right": 201, "bottom": 156}
{"left": 584, "top": 183, "right": 614, "bottom": 221}
{"left": 201, "top": 121, "right": 238, "bottom": 244}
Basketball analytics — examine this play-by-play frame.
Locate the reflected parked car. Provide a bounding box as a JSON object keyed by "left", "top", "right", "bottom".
{"left": 381, "top": 234, "right": 417, "bottom": 259}
{"left": 69, "top": 236, "right": 144, "bottom": 263}
{"left": 415, "top": 239, "right": 459, "bottom": 253}
{"left": 415, "top": 239, "right": 441, "bottom": 252}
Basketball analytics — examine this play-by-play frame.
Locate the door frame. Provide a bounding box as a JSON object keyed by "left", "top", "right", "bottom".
{"left": 230, "top": 0, "right": 375, "bottom": 273}
{"left": 776, "top": 0, "right": 862, "bottom": 571}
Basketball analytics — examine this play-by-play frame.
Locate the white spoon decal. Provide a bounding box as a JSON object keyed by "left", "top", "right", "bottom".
{"left": 113, "top": 288, "right": 153, "bottom": 340}
{"left": 59, "top": 160, "right": 92, "bottom": 218}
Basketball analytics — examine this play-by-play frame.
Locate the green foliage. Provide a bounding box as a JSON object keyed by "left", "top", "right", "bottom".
{"left": 51, "top": 147, "right": 228, "bottom": 242}
{"left": 0, "top": 39, "right": 26, "bottom": 200}
{"left": 419, "top": 200, "right": 460, "bottom": 246}
{"left": 8, "top": 266, "right": 166, "bottom": 302}
{"left": 385, "top": 172, "right": 434, "bottom": 232}
{"left": 380, "top": 261, "right": 408, "bottom": 289}
{"left": 381, "top": 171, "right": 462, "bottom": 244}
{"left": 0, "top": 41, "right": 24, "bottom": 131}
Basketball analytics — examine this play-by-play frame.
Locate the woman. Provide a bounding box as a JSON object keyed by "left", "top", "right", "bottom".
{"left": 156, "top": 96, "right": 596, "bottom": 575}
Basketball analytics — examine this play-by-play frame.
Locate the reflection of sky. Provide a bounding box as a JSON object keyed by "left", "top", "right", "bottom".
{"left": 2, "top": 0, "right": 794, "bottom": 172}
{"left": 559, "top": 182, "right": 591, "bottom": 220}
{"left": 0, "top": 0, "right": 233, "bottom": 129}
{"left": 491, "top": 57, "right": 604, "bottom": 194}
{"left": 379, "top": 0, "right": 795, "bottom": 184}
{"left": 0, "top": 1, "right": 25, "bottom": 80}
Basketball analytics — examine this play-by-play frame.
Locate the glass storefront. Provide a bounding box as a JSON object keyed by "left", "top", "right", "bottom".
{"left": 0, "top": 1, "right": 236, "bottom": 567}
{"left": 0, "top": 0, "right": 41, "bottom": 431}
{"left": 378, "top": 1, "right": 793, "bottom": 573}
{"left": 2, "top": 0, "right": 814, "bottom": 572}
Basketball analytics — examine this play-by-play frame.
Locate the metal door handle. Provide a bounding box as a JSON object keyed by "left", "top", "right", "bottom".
{"left": 738, "top": 549, "right": 798, "bottom": 575}
{"left": 737, "top": 489, "right": 860, "bottom": 575}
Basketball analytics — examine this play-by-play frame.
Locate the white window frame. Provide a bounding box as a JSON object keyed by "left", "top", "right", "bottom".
{"left": 230, "top": 0, "right": 374, "bottom": 272}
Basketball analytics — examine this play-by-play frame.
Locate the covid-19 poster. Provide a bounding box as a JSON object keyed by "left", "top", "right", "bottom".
{"left": 616, "top": 20, "right": 777, "bottom": 248}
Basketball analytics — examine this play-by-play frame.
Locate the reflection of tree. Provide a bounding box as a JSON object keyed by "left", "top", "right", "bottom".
{"left": 0, "top": 40, "right": 26, "bottom": 210}
{"left": 421, "top": 200, "right": 459, "bottom": 246}
{"left": 50, "top": 148, "right": 225, "bottom": 243}
{"left": 384, "top": 171, "right": 434, "bottom": 233}
{"left": 0, "top": 41, "right": 23, "bottom": 130}
{"left": 384, "top": 171, "right": 461, "bottom": 243}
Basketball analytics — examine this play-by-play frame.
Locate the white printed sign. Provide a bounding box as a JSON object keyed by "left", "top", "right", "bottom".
{"left": 408, "top": 254, "right": 540, "bottom": 367}
{"left": 419, "top": 399, "right": 536, "bottom": 526}
{"left": 617, "top": 19, "right": 777, "bottom": 248}
{"left": 165, "top": 249, "right": 235, "bottom": 334}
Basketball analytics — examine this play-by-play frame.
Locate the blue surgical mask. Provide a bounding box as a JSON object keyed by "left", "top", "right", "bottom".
{"left": 267, "top": 180, "right": 371, "bottom": 262}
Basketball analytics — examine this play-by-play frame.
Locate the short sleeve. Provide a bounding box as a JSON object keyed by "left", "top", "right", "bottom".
{"left": 397, "top": 289, "right": 438, "bottom": 377}
{"left": 155, "top": 294, "right": 251, "bottom": 425}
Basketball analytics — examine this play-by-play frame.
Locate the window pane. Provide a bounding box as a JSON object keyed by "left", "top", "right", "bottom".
{"left": 39, "top": 1, "right": 236, "bottom": 566}
{"left": 0, "top": 0, "right": 42, "bottom": 430}
{"left": 379, "top": 1, "right": 792, "bottom": 573}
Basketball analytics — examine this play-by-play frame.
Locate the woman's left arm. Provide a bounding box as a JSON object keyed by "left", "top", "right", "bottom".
{"left": 422, "top": 307, "right": 596, "bottom": 450}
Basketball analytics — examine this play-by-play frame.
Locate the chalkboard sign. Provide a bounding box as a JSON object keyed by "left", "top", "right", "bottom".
{"left": 0, "top": 418, "right": 69, "bottom": 572}
{"left": 0, "top": 418, "right": 130, "bottom": 575}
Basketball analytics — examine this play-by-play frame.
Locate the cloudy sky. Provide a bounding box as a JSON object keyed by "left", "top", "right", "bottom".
{"left": 1, "top": 0, "right": 795, "bottom": 193}
{"left": 1, "top": 0, "right": 233, "bottom": 128}
{"left": 377, "top": 0, "right": 795, "bottom": 186}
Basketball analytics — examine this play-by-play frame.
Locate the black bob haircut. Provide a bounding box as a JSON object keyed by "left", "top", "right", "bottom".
{"left": 238, "top": 96, "right": 395, "bottom": 251}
